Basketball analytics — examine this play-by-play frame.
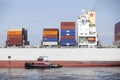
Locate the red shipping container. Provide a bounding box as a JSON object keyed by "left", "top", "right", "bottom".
{"left": 7, "top": 44, "right": 22, "bottom": 46}
{"left": 115, "top": 22, "right": 120, "bottom": 41}
{"left": 43, "top": 28, "right": 59, "bottom": 31}
{"left": 6, "top": 41, "right": 22, "bottom": 46}
{"left": 7, "top": 40, "right": 23, "bottom": 43}
{"left": 7, "top": 34, "right": 23, "bottom": 36}
{"left": 7, "top": 42, "right": 22, "bottom": 44}
{"left": 61, "top": 22, "right": 75, "bottom": 26}
{"left": 7, "top": 36, "right": 22, "bottom": 39}
{"left": 7, "top": 40, "right": 22, "bottom": 43}
{"left": 61, "top": 26, "right": 75, "bottom": 30}
{"left": 43, "top": 35, "right": 58, "bottom": 38}
{"left": 7, "top": 38, "right": 23, "bottom": 41}
{"left": 61, "top": 36, "right": 75, "bottom": 39}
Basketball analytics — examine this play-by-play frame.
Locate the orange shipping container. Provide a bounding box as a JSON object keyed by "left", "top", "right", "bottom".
{"left": 7, "top": 31, "right": 22, "bottom": 35}
{"left": 43, "top": 31, "right": 58, "bottom": 35}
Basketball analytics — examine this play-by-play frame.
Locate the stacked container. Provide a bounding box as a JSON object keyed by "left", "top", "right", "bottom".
{"left": 6, "top": 28, "right": 29, "bottom": 46}
{"left": 60, "top": 22, "right": 76, "bottom": 46}
{"left": 42, "top": 28, "right": 59, "bottom": 46}
{"left": 115, "top": 22, "right": 120, "bottom": 41}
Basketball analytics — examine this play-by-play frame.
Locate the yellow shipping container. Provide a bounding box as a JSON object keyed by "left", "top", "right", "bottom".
{"left": 43, "top": 31, "right": 58, "bottom": 35}
{"left": 88, "top": 11, "right": 95, "bottom": 26}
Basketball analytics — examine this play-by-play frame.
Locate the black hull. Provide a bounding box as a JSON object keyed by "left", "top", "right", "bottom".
{"left": 25, "top": 62, "right": 62, "bottom": 69}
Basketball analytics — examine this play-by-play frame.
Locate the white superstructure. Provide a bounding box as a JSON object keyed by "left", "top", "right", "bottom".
{"left": 78, "top": 10, "right": 97, "bottom": 48}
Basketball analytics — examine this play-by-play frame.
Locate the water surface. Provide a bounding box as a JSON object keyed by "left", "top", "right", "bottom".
{"left": 0, "top": 67, "right": 120, "bottom": 80}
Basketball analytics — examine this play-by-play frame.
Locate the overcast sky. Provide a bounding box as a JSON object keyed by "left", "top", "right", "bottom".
{"left": 0, "top": 0, "right": 120, "bottom": 46}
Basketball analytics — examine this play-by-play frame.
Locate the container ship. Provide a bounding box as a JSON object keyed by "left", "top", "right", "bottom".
{"left": 0, "top": 10, "right": 120, "bottom": 68}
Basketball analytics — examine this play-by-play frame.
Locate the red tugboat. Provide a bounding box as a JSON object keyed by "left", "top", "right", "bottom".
{"left": 25, "top": 56, "right": 62, "bottom": 69}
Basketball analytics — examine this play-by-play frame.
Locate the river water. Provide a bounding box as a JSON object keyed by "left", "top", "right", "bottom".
{"left": 0, "top": 67, "right": 120, "bottom": 80}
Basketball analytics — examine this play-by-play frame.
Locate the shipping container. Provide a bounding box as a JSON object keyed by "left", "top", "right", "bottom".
{"left": 7, "top": 36, "right": 23, "bottom": 39}
{"left": 7, "top": 28, "right": 23, "bottom": 31}
{"left": 60, "top": 40, "right": 76, "bottom": 46}
{"left": 23, "top": 35, "right": 27, "bottom": 41}
{"left": 23, "top": 30, "right": 28, "bottom": 41}
{"left": 43, "top": 35, "right": 58, "bottom": 38}
{"left": 7, "top": 34, "right": 23, "bottom": 36}
{"left": 61, "top": 26, "right": 75, "bottom": 30}
{"left": 7, "top": 43, "right": 22, "bottom": 46}
{"left": 7, "top": 31, "right": 22, "bottom": 35}
{"left": 6, "top": 41, "right": 22, "bottom": 46}
{"left": 61, "top": 29, "right": 75, "bottom": 33}
{"left": 7, "top": 37, "right": 23, "bottom": 40}
{"left": 43, "top": 34, "right": 59, "bottom": 38}
{"left": 115, "top": 22, "right": 120, "bottom": 41}
{"left": 60, "top": 39, "right": 76, "bottom": 42}
{"left": 7, "top": 43, "right": 22, "bottom": 45}
{"left": 61, "top": 36, "right": 75, "bottom": 39}
{"left": 61, "top": 22, "right": 75, "bottom": 30}
{"left": 42, "top": 42, "right": 58, "bottom": 46}
{"left": 43, "top": 38, "right": 58, "bottom": 41}
{"left": 61, "top": 22, "right": 75, "bottom": 26}
{"left": 61, "top": 32, "right": 75, "bottom": 36}
{"left": 43, "top": 28, "right": 59, "bottom": 31}
{"left": 7, "top": 41, "right": 22, "bottom": 43}
{"left": 23, "top": 29, "right": 27, "bottom": 35}
{"left": 60, "top": 22, "right": 76, "bottom": 43}
{"left": 6, "top": 28, "right": 29, "bottom": 46}
{"left": 42, "top": 28, "right": 59, "bottom": 43}
{"left": 43, "top": 31, "right": 58, "bottom": 35}
{"left": 43, "top": 33, "right": 58, "bottom": 37}
{"left": 7, "top": 39, "right": 22, "bottom": 41}
{"left": 7, "top": 40, "right": 23, "bottom": 42}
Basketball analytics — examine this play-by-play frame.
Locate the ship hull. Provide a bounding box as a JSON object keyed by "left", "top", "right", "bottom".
{"left": 0, "top": 48, "right": 120, "bottom": 68}
{"left": 0, "top": 61, "right": 120, "bottom": 68}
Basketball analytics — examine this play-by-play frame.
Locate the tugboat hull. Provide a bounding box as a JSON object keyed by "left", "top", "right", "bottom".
{"left": 25, "top": 62, "right": 62, "bottom": 69}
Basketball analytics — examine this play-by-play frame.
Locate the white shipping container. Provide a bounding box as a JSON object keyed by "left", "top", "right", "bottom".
{"left": 7, "top": 28, "right": 23, "bottom": 31}
{"left": 42, "top": 42, "right": 58, "bottom": 46}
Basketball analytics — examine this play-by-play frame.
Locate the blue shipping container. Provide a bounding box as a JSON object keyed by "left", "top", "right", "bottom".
{"left": 61, "top": 32, "right": 75, "bottom": 36}
{"left": 60, "top": 40, "right": 76, "bottom": 46}
{"left": 60, "top": 39, "right": 76, "bottom": 42}
{"left": 23, "top": 30, "right": 27, "bottom": 36}
{"left": 43, "top": 38, "right": 58, "bottom": 41}
{"left": 61, "top": 39, "right": 75, "bottom": 41}
{"left": 61, "top": 29, "right": 75, "bottom": 33}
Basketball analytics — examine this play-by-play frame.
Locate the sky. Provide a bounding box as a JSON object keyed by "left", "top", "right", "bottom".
{"left": 0, "top": 0, "right": 120, "bottom": 46}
